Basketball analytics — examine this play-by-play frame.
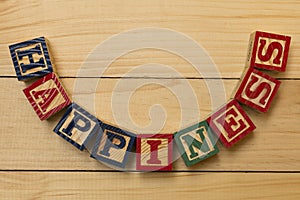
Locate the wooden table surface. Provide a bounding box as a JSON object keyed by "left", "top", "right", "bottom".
{"left": 1, "top": 0, "right": 300, "bottom": 199}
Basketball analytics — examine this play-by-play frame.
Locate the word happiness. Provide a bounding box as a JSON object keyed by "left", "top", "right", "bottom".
{"left": 9, "top": 31, "right": 291, "bottom": 171}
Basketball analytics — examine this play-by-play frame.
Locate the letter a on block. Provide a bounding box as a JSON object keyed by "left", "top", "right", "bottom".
{"left": 53, "top": 103, "right": 101, "bottom": 150}
{"left": 234, "top": 68, "right": 281, "bottom": 113}
{"left": 246, "top": 31, "right": 291, "bottom": 72}
{"left": 136, "top": 134, "right": 173, "bottom": 171}
{"left": 23, "top": 73, "right": 71, "bottom": 120}
{"left": 174, "top": 121, "right": 219, "bottom": 167}
{"left": 31, "top": 88, "right": 59, "bottom": 113}
{"left": 207, "top": 99, "right": 256, "bottom": 148}
{"left": 91, "top": 123, "right": 135, "bottom": 169}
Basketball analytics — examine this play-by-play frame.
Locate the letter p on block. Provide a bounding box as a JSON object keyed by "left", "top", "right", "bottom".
{"left": 91, "top": 123, "right": 136, "bottom": 169}
{"left": 53, "top": 103, "right": 100, "bottom": 150}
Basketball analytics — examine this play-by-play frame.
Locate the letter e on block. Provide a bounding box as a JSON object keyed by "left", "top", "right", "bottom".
{"left": 207, "top": 100, "right": 256, "bottom": 148}
{"left": 91, "top": 123, "right": 135, "bottom": 169}
{"left": 53, "top": 103, "right": 100, "bottom": 150}
{"left": 9, "top": 37, "right": 54, "bottom": 81}
{"left": 23, "top": 73, "right": 71, "bottom": 120}
{"left": 136, "top": 134, "right": 173, "bottom": 171}
{"left": 247, "top": 31, "right": 291, "bottom": 72}
{"left": 234, "top": 68, "right": 281, "bottom": 113}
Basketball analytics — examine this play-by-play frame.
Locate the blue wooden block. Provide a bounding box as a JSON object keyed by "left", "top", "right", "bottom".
{"left": 91, "top": 123, "right": 136, "bottom": 169}
{"left": 9, "top": 37, "right": 53, "bottom": 81}
{"left": 53, "top": 103, "right": 101, "bottom": 150}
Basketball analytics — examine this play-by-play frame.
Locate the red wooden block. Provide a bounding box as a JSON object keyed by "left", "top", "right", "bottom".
{"left": 207, "top": 99, "right": 256, "bottom": 148}
{"left": 247, "top": 31, "right": 291, "bottom": 72}
{"left": 234, "top": 68, "right": 281, "bottom": 113}
{"left": 23, "top": 73, "right": 71, "bottom": 120}
{"left": 136, "top": 134, "right": 173, "bottom": 171}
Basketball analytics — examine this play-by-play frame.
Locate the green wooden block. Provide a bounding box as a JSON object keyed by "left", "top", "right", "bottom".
{"left": 174, "top": 121, "right": 219, "bottom": 167}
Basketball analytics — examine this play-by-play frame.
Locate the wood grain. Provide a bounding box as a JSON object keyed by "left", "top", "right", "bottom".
{"left": 0, "top": 78, "right": 299, "bottom": 171}
{"left": 1, "top": 172, "right": 299, "bottom": 200}
{"left": 0, "top": 0, "right": 299, "bottom": 78}
{"left": 1, "top": 0, "right": 299, "bottom": 199}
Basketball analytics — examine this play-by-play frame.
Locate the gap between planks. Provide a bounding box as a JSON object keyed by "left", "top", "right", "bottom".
{"left": 0, "top": 170, "right": 300, "bottom": 173}
{"left": 1, "top": 76, "right": 300, "bottom": 80}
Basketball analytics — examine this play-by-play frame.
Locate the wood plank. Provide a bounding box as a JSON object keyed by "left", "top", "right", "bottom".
{"left": 0, "top": 172, "right": 299, "bottom": 199}
{"left": 0, "top": 78, "right": 299, "bottom": 171}
{"left": 1, "top": 0, "right": 299, "bottom": 78}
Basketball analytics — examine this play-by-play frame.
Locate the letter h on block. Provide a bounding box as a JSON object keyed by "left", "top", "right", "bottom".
{"left": 234, "top": 68, "right": 281, "bottom": 113}
{"left": 23, "top": 73, "right": 71, "bottom": 120}
{"left": 53, "top": 103, "right": 100, "bottom": 150}
{"left": 9, "top": 37, "right": 54, "bottom": 81}
{"left": 136, "top": 134, "right": 173, "bottom": 171}
{"left": 174, "top": 121, "right": 219, "bottom": 167}
{"left": 91, "top": 123, "right": 136, "bottom": 169}
{"left": 247, "top": 31, "right": 291, "bottom": 72}
{"left": 207, "top": 99, "right": 256, "bottom": 148}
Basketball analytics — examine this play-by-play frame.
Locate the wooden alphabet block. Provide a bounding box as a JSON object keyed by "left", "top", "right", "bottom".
{"left": 23, "top": 73, "right": 71, "bottom": 120}
{"left": 53, "top": 103, "right": 101, "bottom": 150}
{"left": 91, "top": 123, "right": 135, "bottom": 169}
{"left": 247, "top": 31, "right": 291, "bottom": 72}
{"left": 234, "top": 67, "right": 281, "bottom": 113}
{"left": 174, "top": 121, "right": 219, "bottom": 167}
{"left": 207, "top": 99, "right": 256, "bottom": 148}
{"left": 136, "top": 134, "right": 173, "bottom": 171}
{"left": 9, "top": 37, "right": 54, "bottom": 81}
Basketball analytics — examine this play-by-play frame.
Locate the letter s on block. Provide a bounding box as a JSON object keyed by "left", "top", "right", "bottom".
{"left": 244, "top": 74, "right": 272, "bottom": 106}
{"left": 257, "top": 39, "right": 283, "bottom": 65}
{"left": 235, "top": 68, "right": 281, "bottom": 113}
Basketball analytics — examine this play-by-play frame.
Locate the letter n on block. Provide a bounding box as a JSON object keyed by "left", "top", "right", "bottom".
{"left": 91, "top": 123, "right": 135, "bottom": 169}
{"left": 207, "top": 100, "right": 256, "bottom": 148}
{"left": 247, "top": 31, "right": 291, "bottom": 72}
{"left": 53, "top": 103, "right": 100, "bottom": 150}
{"left": 23, "top": 73, "right": 71, "bottom": 120}
{"left": 234, "top": 68, "right": 281, "bottom": 113}
{"left": 174, "top": 121, "right": 219, "bottom": 167}
{"left": 9, "top": 37, "right": 54, "bottom": 81}
{"left": 136, "top": 134, "right": 173, "bottom": 171}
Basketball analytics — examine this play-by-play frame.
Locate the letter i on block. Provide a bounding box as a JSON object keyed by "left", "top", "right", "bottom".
{"left": 91, "top": 123, "right": 135, "bottom": 169}
{"left": 53, "top": 103, "right": 100, "bottom": 150}
{"left": 174, "top": 121, "right": 219, "bottom": 167}
{"left": 136, "top": 134, "right": 173, "bottom": 171}
{"left": 9, "top": 37, "right": 54, "bottom": 81}
{"left": 23, "top": 73, "right": 71, "bottom": 120}
{"left": 234, "top": 68, "right": 281, "bottom": 113}
{"left": 207, "top": 99, "right": 256, "bottom": 148}
{"left": 246, "top": 31, "right": 291, "bottom": 72}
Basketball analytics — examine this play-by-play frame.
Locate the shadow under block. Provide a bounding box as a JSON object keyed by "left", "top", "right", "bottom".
{"left": 234, "top": 68, "right": 281, "bottom": 113}
{"left": 53, "top": 103, "right": 101, "bottom": 150}
{"left": 23, "top": 73, "right": 71, "bottom": 120}
{"left": 174, "top": 121, "right": 219, "bottom": 167}
{"left": 246, "top": 31, "right": 291, "bottom": 72}
{"left": 207, "top": 99, "right": 256, "bottom": 148}
{"left": 9, "top": 36, "right": 54, "bottom": 81}
{"left": 136, "top": 134, "right": 173, "bottom": 171}
{"left": 91, "top": 123, "right": 136, "bottom": 169}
